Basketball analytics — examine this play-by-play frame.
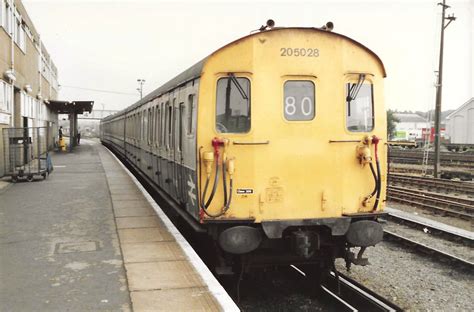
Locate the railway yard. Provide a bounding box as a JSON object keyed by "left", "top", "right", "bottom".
{"left": 0, "top": 1, "right": 472, "bottom": 310}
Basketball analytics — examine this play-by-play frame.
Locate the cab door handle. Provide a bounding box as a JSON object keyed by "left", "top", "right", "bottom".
{"left": 233, "top": 140, "right": 270, "bottom": 145}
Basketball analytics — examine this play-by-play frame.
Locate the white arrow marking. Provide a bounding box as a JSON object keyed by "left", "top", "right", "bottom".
{"left": 187, "top": 175, "right": 197, "bottom": 206}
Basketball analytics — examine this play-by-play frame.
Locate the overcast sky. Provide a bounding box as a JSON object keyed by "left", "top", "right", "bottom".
{"left": 23, "top": 0, "right": 473, "bottom": 113}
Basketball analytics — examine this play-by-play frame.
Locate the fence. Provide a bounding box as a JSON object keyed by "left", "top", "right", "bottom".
{"left": 2, "top": 127, "right": 50, "bottom": 181}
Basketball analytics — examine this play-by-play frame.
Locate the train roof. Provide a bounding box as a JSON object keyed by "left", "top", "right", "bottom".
{"left": 104, "top": 27, "right": 385, "bottom": 121}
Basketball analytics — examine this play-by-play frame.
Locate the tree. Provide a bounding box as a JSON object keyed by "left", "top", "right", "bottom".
{"left": 387, "top": 110, "right": 400, "bottom": 140}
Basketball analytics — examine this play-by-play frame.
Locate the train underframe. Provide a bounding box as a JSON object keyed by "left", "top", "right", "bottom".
{"left": 206, "top": 216, "right": 385, "bottom": 281}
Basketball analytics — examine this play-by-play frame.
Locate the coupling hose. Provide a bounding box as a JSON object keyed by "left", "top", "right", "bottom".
{"left": 199, "top": 150, "right": 233, "bottom": 218}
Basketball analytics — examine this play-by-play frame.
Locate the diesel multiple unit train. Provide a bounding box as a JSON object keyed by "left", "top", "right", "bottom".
{"left": 101, "top": 22, "right": 387, "bottom": 280}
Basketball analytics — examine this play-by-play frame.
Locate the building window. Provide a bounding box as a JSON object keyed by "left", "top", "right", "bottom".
{"left": 0, "top": 80, "right": 7, "bottom": 112}
{"left": 0, "top": 0, "right": 5, "bottom": 30}
{"left": 1, "top": 0, "right": 13, "bottom": 35}
{"left": 215, "top": 76, "right": 250, "bottom": 133}
{"left": 13, "top": 8, "right": 25, "bottom": 52}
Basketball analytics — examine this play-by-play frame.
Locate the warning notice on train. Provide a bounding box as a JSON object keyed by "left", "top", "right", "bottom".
{"left": 236, "top": 189, "right": 254, "bottom": 194}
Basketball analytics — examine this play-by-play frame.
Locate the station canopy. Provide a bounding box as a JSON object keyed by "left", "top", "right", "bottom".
{"left": 49, "top": 100, "right": 94, "bottom": 114}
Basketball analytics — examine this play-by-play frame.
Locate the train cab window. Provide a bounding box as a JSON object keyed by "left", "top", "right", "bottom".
{"left": 283, "top": 81, "right": 315, "bottom": 121}
{"left": 216, "top": 75, "right": 250, "bottom": 133}
{"left": 346, "top": 75, "right": 374, "bottom": 132}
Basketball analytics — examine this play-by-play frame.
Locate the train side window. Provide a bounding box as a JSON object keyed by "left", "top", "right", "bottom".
{"left": 187, "top": 94, "right": 194, "bottom": 135}
{"left": 155, "top": 104, "right": 161, "bottom": 147}
{"left": 150, "top": 107, "right": 154, "bottom": 145}
{"left": 179, "top": 102, "right": 185, "bottom": 151}
{"left": 161, "top": 102, "right": 166, "bottom": 147}
{"left": 140, "top": 112, "right": 144, "bottom": 141}
{"left": 152, "top": 107, "right": 155, "bottom": 144}
{"left": 165, "top": 102, "right": 171, "bottom": 150}
{"left": 216, "top": 76, "right": 250, "bottom": 133}
{"left": 171, "top": 104, "right": 177, "bottom": 151}
{"left": 147, "top": 108, "right": 151, "bottom": 145}
{"left": 283, "top": 81, "right": 315, "bottom": 121}
{"left": 345, "top": 79, "right": 374, "bottom": 132}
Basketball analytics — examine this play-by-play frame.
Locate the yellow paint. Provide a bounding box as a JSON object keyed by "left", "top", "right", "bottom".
{"left": 197, "top": 28, "right": 386, "bottom": 222}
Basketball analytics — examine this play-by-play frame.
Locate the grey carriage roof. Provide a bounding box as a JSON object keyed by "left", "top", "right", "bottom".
{"left": 103, "top": 27, "right": 386, "bottom": 121}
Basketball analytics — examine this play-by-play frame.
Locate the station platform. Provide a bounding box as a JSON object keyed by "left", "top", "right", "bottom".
{"left": 0, "top": 140, "right": 238, "bottom": 311}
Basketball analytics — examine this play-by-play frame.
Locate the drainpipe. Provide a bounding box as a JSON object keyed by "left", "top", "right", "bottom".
{"left": 38, "top": 35, "right": 42, "bottom": 101}
{"left": 10, "top": 0, "right": 15, "bottom": 127}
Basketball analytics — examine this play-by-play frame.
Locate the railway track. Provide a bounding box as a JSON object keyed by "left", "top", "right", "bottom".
{"left": 387, "top": 186, "right": 474, "bottom": 220}
{"left": 383, "top": 230, "right": 473, "bottom": 271}
{"left": 388, "top": 173, "right": 474, "bottom": 195}
{"left": 389, "top": 150, "right": 474, "bottom": 163}
{"left": 286, "top": 266, "right": 402, "bottom": 312}
{"left": 381, "top": 209, "right": 474, "bottom": 271}
{"left": 389, "top": 157, "right": 474, "bottom": 169}
{"left": 321, "top": 271, "right": 402, "bottom": 312}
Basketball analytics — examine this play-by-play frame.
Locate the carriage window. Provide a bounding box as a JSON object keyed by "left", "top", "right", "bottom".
{"left": 283, "top": 81, "right": 315, "bottom": 121}
{"left": 346, "top": 81, "right": 374, "bottom": 132}
{"left": 179, "top": 103, "right": 185, "bottom": 151}
{"left": 216, "top": 76, "right": 250, "bottom": 133}
{"left": 171, "top": 100, "right": 176, "bottom": 150}
{"left": 166, "top": 103, "right": 172, "bottom": 150}
{"left": 156, "top": 106, "right": 160, "bottom": 146}
{"left": 188, "top": 94, "right": 194, "bottom": 135}
{"left": 161, "top": 103, "right": 166, "bottom": 146}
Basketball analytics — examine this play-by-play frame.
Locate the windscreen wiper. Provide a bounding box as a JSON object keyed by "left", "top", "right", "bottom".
{"left": 229, "top": 73, "right": 249, "bottom": 100}
{"left": 346, "top": 74, "right": 366, "bottom": 116}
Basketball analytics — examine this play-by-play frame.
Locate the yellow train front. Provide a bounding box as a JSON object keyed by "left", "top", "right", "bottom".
{"left": 197, "top": 25, "right": 387, "bottom": 270}
{"left": 101, "top": 23, "right": 387, "bottom": 277}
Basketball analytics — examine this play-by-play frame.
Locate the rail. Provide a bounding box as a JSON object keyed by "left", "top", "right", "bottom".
{"left": 387, "top": 187, "right": 473, "bottom": 220}
{"left": 388, "top": 173, "right": 474, "bottom": 195}
{"left": 321, "top": 271, "right": 402, "bottom": 312}
{"left": 383, "top": 230, "right": 474, "bottom": 271}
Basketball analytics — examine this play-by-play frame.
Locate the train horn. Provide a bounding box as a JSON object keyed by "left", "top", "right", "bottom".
{"left": 321, "top": 21, "right": 334, "bottom": 31}
{"left": 259, "top": 19, "right": 275, "bottom": 31}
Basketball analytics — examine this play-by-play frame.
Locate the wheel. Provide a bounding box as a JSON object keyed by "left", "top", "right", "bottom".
{"left": 27, "top": 175, "right": 34, "bottom": 182}
{"left": 11, "top": 175, "right": 18, "bottom": 183}
{"left": 42, "top": 172, "right": 47, "bottom": 180}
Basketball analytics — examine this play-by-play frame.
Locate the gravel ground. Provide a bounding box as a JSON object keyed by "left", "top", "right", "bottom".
{"left": 336, "top": 243, "right": 474, "bottom": 311}
{"left": 387, "top": 202, "right": 473, "bottom": 232}
{"left": 383, "top": 221, "right": 473, "bottom": 262}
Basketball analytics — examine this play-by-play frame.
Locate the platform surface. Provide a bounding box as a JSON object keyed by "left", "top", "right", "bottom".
{"left": 0, "top": 140, "right": 235, "bottom": 311}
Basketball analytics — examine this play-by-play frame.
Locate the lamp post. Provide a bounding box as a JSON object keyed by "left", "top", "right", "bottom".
{"left": 137, "top": 79, "right": 145, "bottom": 99}
{"left": 433, "top": 0, "right": 455, "bottom": 178}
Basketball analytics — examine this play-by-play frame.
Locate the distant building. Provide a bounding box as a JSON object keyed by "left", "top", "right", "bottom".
{"left": 393, "top": 113, "right": 430, "bottom": 140}
{"left": 0, "top": 0, "right": 60, "bottom": 176}
{"left": 59, "top": 109, "right": 119, "bottom": 137}
{"left": 445, "top": 98, "right": 474, "bottom": 144}
{"left": 80, "top": 109, "right": 119, "bottom": 120}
